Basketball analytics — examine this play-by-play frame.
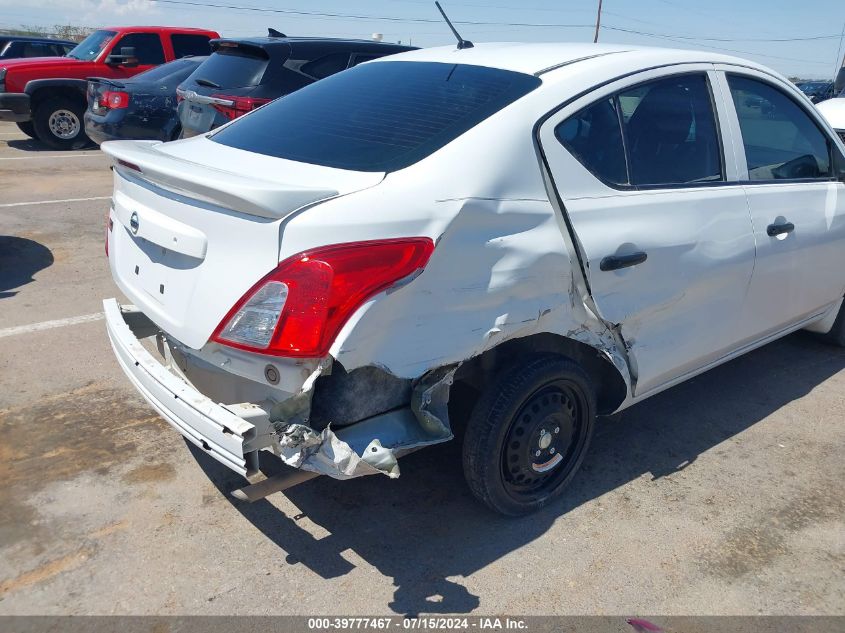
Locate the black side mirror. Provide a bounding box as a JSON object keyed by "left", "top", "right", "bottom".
{"left": 106, "top": 46, "right": 138, "bottom": 67}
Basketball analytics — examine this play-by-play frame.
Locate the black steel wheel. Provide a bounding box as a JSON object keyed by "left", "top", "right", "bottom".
{"left": 462, "top": 354, "right": 596, "bottom": 516}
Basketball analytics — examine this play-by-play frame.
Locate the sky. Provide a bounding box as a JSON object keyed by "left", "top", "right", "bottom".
{"left": 0, "top": 0, "right": 843, "bottom": 78}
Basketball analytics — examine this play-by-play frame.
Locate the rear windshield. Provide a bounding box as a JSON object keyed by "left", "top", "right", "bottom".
{"left": 188, "top": 49, "right": 269, "bottom": 89}
{"left": 134, "top": 57, "right": 203, "bottom": 83}
{"left": 210, "top": 61, "right": 542, "bottom": 172}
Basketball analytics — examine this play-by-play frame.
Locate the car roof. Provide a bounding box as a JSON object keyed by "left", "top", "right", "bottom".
{"left": 213, "top": 35, "right": 415, "bottom": 51}
{"left": 0, "top": 35, "right": 75, "bottom": 44}
{"left": 101, "top": 26, "right": 217, "bottom": 34}
{"left": 372, "top": 42, "right": 768, "bottom": 76}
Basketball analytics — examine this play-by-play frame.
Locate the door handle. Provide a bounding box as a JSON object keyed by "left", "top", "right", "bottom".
{"left": 766, "top": 221, "right": 795, "bottom": 237}
{"left": 600, "top": 251, "right": 648, "bottom": 272}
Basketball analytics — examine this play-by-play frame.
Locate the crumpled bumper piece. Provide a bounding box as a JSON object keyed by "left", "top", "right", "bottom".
{"left": 103, "top": 298, "right": 262, "bottom": 476}
{"left": 268, "top": 365, "right": 457, "bottom": 479}
{"left": 275, "top": 424, "right": 400, "bottom": 479}
{"left": 270, "top": 376, "right": 455, "bottom": 479}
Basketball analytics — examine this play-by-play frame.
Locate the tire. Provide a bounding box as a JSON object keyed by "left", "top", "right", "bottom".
{"left": 462, "top": 354, "right": 596, "bottom": 516}
{"left": 32, "top": 96, "right": 90, "bottom": 150}
{"left": 16, "top": 121, "right": 36, "bottom": 139}
{"left": 820, "top": 301, "right": 845, "bottom": 347}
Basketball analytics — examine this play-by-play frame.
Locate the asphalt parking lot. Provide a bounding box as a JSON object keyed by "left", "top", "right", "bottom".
{"left": 0, "top": 119, "right": 843, "bottom": 616}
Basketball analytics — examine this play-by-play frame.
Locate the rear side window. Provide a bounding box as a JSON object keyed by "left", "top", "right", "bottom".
{"left": 556, "top": 97, "right": 627, "bottom": 185}
{"left": 133, "top": 58, "right": 202, "bottom": 83}
{"left": 171, "top": 34, "right": 212, "bottom": 58}
{"left": 300, "top": 52, "right": 350, "bottom": 80}
{"left": 190, "top": 49, "right": 269, "bottom": 88}
{"left": 211, "top": 61, "right": 541, "bottom": 172}
{"left": 556, "top": 73, "right": 723, "bottom": 187}
{"left": 727, "top": 74, "right": 833, "bottom": 180}
{"left": 115, "top": 33, "right": 165, "bottom": 65}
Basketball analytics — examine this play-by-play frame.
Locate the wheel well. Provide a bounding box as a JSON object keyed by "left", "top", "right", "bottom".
{"left": 30, "top": 86, "right": 85, "bottom": 112}
{"left": 448, "top": 333, "right": 628, "bottom": 427}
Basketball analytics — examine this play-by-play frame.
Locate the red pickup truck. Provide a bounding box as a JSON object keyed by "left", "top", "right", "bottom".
{"left": 0, "top": 26, "right": 219, "bottom": 149}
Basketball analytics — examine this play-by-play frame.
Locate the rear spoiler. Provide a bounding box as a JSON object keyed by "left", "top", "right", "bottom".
{"left": 101, "top": 140, "right": 338, "bottom": 220}
{"left": 87, "top": 76, "right": 126, "bottom": 88}
{"left": 209, "top": 39, "right": 272, "bottom": 59}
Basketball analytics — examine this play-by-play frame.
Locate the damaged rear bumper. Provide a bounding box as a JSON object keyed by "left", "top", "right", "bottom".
{"left": 103, "top": 298, "right": 454, "bottom": 482}
{"left": 105, "top": 298, "right": 263, "bottom": 475}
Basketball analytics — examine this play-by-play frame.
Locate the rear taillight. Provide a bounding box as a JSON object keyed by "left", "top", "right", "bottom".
{"left": 212, "top": 238, "right": 435, "bottom": 358}
{"left": 101, "top": 90, "right": 129, "bottom": 109}
{"left": 210, "top": 94, "right": 272, "bottom": 121}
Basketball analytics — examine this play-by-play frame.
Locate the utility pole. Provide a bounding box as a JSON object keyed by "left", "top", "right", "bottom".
{"left": 594, "top": 0, "right": 603, "bottom": 43}
{"left": 834, "top": 21, "right": 845, "bottom": 94}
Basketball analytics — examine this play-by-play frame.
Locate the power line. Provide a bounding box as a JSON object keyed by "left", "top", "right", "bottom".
{"left": 146, "top": 0, "right": 843, "bottom": 41}
{"left": 139, "top": 0, "right": 838, "bottom": 66}
{"left": 608, "top": 26, "right": 833, "bottom": 66}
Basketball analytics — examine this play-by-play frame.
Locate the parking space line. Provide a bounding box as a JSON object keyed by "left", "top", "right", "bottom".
{"left": 0, "top": 313, "right": 105, "bottom": 339}
{"left": 0, "top": 196, "right": 111, "bottom": 208}
{"left": 0, "top": 154, "right": 102, "bottom": 160}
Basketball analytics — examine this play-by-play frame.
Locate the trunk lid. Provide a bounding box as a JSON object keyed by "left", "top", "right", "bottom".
{"left": 102, "top": 137, "right": 384, "bottom": 348}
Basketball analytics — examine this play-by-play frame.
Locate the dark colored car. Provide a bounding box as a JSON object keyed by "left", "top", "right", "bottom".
{"left": 0, "top": 36, "right": 75, "bottom": 59}
{"left": 84, "top": 56, "right": 207, "bottom": 144}
{"left": 0, "top": 26, "right": 218, "bottom": 149}
{"left": 797, "top": 80, "right": 835, "bottom": 104}
{"left": 177, "top": 34, "right": 416, "bottom": 138}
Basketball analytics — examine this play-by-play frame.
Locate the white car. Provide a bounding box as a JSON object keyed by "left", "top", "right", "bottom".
{"left": 816, "top": 93, "right": 845, "bottom": 146}
{"left": 102, "top": 43, "right": 845, "bottom": 515}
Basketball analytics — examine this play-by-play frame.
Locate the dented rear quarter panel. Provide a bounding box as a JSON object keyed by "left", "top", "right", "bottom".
{"left": 277, "top": 86, "right": 632, "bottom": 394}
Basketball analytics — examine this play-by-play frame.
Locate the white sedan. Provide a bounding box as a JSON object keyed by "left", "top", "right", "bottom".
{"left": 101, "top": 42, "right": 845, "bottom": 515}
{"left": 816, "top": 92, "right": 845, "bottom": 146}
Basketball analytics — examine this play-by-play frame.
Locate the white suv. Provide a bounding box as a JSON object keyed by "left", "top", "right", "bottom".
{"left": 102, "top": 43, "right": 845, "bottom": 515}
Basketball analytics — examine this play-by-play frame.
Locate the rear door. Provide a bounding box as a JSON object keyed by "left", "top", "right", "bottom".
{"left": 539, "top": 66, "right": 757, "bottom": 397}
{"left": 717, "top": 67, "right": 845, "bottom": 336}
